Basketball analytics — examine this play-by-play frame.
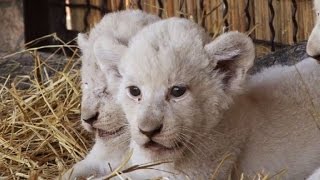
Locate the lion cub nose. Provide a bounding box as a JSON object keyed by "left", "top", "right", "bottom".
{"left": 82, "top": 112, "right": 99, "bottom": 126}
{"left": 139, "top": 124, "right": 163, "bottom": 139}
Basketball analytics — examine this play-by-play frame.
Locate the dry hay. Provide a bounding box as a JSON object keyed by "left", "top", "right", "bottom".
{"left": 0, "top": 40, "right": 92, "bottom": 179}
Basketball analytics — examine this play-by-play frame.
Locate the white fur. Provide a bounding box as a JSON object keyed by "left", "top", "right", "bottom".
{"left": 307, "top": 0, "right": 320, "bottom": 57}
{"left": 59, "top": 10, "right": 159, "bottom": 179}
{"left": 238, "top": 58, "right": 320, "bottom": 179}
{"left": 301, "top": 1, "right": 320, "bottom": 179}
{"left": 104, "top": 18, "right": 320, "bottom": 179}
{"left": 308, "top": 167, "right": 320, "bottom": 180}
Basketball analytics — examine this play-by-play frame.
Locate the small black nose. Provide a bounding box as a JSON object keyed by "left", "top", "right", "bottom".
{"left": 139, "top": 124, "right": 163, "bottom": 139}
{"left": 82, "top": 112, "right": 99, "bottom": 125}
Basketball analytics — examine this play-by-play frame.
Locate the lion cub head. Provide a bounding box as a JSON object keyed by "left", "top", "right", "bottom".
{"left": 100, "top": 18, "right": 254, "bottom": 162}
{"left": 78, "top": 10, "right": 159, "bottom": 147}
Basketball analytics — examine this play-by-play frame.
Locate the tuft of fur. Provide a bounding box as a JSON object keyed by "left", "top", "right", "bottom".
{"left": 60, "top": 10, "right": 160, "bottom": 179}
{"left": 102, "top": 17, "right": 320, "bottom": 179}
{"left": 307, "top": 0, "right": 320, "bottom": 58}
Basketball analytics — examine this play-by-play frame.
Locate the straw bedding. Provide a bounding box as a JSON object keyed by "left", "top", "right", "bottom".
{"left": 0, "top": 46, "right": 93, "bottom": 179}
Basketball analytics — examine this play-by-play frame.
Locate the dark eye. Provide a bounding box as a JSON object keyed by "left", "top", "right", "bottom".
{"left": 170, "top": 86, "right": 187, "bottom": 98}
{"left": 128, "top": 86, "right": 141, "bottom": 97}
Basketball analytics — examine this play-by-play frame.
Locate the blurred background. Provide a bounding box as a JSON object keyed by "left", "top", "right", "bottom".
{"left": 0, "top": 0, "right": 316, "bottom": 56}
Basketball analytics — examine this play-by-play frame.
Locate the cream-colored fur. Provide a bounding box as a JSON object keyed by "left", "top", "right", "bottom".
{"left": 309, "top": 167, "right": 320, "bottom": 180}
{"left": 302, "top": 1, "right": 320, "bottom": 180}
{"left": 59, "top": 10, "right": 159, "bottom": 179}
{"left": 307, "top": 0, "right": 320, "bottom": 57}
{"left": 95, "top": 17, "right": 320, "bottom": 179}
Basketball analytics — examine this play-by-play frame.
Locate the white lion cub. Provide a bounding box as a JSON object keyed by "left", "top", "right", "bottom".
{"left": 59, "top": 10, "right": 159, "bottom": 179}
{"left": 95, "top": 17, "right": 320, "bottom": 179}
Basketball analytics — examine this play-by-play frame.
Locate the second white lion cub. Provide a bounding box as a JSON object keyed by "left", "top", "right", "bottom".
{"left": 95, "top": 17, "right": 320, "bottom": 179}
{"left": 59, "top": 10, "right": 159, "bottom": 179}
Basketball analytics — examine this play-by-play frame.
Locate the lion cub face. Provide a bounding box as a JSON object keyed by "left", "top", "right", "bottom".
{"left": 78, "top": 10, "right": 159, "bottom": 147}
{"left": 116, "top": 18, "right": 254, "bottom": 161}
{"left": 79, "top": 34, "right": 128, "bottom": 145}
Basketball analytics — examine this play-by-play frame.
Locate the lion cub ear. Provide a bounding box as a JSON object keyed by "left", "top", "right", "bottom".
{"left": 204, "top": 31, "right": 255, "bottom": 94}
{"left": 93, "top": 36, "right": 128, "bottom": 77}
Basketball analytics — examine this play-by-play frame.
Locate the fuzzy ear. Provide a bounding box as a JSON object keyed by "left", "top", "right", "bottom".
{"left": 205, "top": 31, "right": 255, "bottom": 94}
{"left": 77, "top": 33, "right": 89, "bottom": 51}
{"left": 93, "top": 37, "right": 128, "bottom": 77}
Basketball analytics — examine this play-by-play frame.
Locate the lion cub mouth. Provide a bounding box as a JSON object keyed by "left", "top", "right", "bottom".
{"left": 143, "top": 140, "right": 184, "bottom": 153}
{"left": 96, "top": 126, "right": 125, "bottom": 139}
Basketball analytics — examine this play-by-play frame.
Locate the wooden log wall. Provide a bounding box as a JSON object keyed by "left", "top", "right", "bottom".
{"left": 67, "top": 0, "right": 316, "bottom": 45}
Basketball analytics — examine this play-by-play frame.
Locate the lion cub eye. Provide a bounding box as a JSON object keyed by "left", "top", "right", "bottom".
{"left": 127, "top": 86, "right": 142, "bottom": 101}
{"left": 170, "top": 86, "right": 187, "bottom": 98}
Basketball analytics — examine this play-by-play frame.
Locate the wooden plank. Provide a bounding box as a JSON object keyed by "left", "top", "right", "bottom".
{"left": 148, "top": 0, "right": 157, "bottom": 15}
{"left": 63, "top": 0, "right": 316, "bottom": 45}
{"left": 272, "top": 0, "right": 293, "bottom": 44}
{"left": 196, "top": 0, "right": 203, "bottom": 25}
{"left": 186, "top": 0, "right": 196, "bottom": 22}
{"left": 228, "top": 0, "right": 247, "bottom": 32}
{"left": 204, "top": 0, "right": 212, "bottom": 32}
{"left": 110, "top": 0, "right": 118, "bottom": 10}
{"left": 88, "top": 0, "right": 102, "bottom": 29}
{"left": 70, "top": 0, "right": 85, "bottom": 31}
{"left": 248, "top": 0, "right": 255, "bottom": 38}
{"left": 296, "top": 0, "right": 314, "bottom": 42}
{"left": 173, "top": 0, "right": 181, "bottom": 17}
{"left": 166, "top": 0, "right": 175, "bottom": 17}
{"left": 253, "top": 0, "right": 270, "bottom": 42}
{"left": 179, "top": 0, "right": 187, "bottom": 18}
{"left": 207, "top": 0, "right": 223, "bottom": 36}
